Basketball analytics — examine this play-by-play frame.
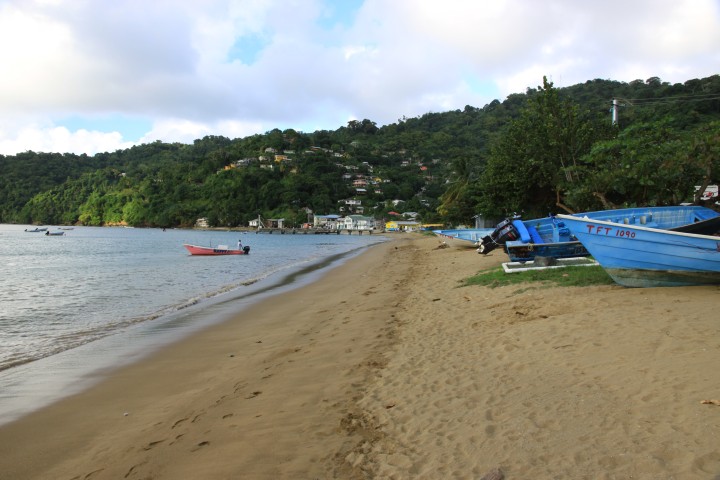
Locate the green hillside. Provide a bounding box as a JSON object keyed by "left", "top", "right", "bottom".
{"left": 1, "top": 74, "right": 719, "bottom": 228}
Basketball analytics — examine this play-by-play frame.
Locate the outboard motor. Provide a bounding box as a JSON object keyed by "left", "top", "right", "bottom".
{"left": 476, "top": 215, "right": 521, "bottom": 255}
{"left": 243, "top": 245, "right": 251, "bottom": 254}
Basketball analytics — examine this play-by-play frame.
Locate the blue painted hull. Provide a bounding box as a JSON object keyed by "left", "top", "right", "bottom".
{"left": 503, "top": 216, "right": 586, "bottom": 262}
{"left": 433, "top": 229, "right": 494, "bottom": 245}
{"left": 483, "top": 206, "right": 720, "bottom": 263}
{"left": 557, "top": 214, "right": 720, "bottom": 287}
{"left": 505, "top": 239, "right": 589, "bottom": 262}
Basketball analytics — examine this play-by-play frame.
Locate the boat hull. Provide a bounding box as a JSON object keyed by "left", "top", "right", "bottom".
{"left": 557, "top": 214, "right": 720, "bottom": 287}
{"left": 505, "top": 240, "right": 588, "bottom": 262}
{"left": 183, "top": 244, "right": 249, "bottom": 255}
{"left": 604, "top": 268, "right": 720, "bottom": 288}
{"left": 433, "top": 229, "right": 493, "bottom": 245}
{"left": 480, "top": 206, "right": 720, "bottom": 263}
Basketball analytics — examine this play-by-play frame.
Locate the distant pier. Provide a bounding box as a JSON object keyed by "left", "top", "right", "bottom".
{"left": 254, "top": 228, "right": 374, "bottom": 235}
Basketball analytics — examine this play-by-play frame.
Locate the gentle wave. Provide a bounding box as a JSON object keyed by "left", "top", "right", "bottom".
{"left": 0, "top": 225, "right": 386, "bottom": 372}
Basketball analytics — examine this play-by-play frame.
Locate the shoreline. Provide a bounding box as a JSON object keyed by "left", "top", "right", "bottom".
{"left": 0, "top": 240, "right": 383, "bottom": 426}
{"left": 0, "top": 235, "right": 415, "bottom": 479}
{"left": 1, "top": 233, "right": 719, "bottom": 478}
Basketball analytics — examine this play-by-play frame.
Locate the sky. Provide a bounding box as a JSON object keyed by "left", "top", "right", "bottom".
{"left": 0, "top": 0, "right": 718, "bottom": 156}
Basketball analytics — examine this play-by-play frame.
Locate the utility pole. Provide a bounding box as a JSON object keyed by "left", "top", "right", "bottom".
{"left": 611, "top": 98, "right": 619, "bottom": 126}
{"left": 610, "top": 98, "right": 628, "bottom": 126}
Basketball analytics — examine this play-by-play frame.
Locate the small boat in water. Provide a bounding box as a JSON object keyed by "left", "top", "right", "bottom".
{"left": 25, "top": 227, "right": 48, "bottom": 232}
{"left": 557, "top": 213, "right": 720, "bottom": 287}
{"left": 477, "top": 206, "right": 720, "bottom": 262}
{"left": 183, "top": 243, "right": 251, "bottom": 256}
{"left": 45, "top": 231, "right": 65, "bottom": 236}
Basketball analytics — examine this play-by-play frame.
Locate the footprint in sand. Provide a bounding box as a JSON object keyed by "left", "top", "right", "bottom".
{"left": 190, "top": 441, "right": 210, "bottom": 452}
{"left": 142, "top": 439, "right": 165, "bottom": 451}
{"left": 172, "top": 418, "right": 188, "bottom": 429}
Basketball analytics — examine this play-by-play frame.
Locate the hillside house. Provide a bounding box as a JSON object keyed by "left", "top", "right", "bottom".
{"left": 342, "top": 199, "right": 362, "bottom": 207}
{"left": 385, "top": 220, "right": 421, "bottom": 232}
{"left": 265, "top": 218, "right": 285, "bottom": 228}
{"left": 313, "top": 214, "right": 341, "bottom": 229}
{"left": 341, "top": 215, "right": 374, "bottom": 231}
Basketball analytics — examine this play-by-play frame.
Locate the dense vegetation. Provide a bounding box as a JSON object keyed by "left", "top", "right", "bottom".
{"left": 1, "top": 74, "right": 719, "bottom": 228}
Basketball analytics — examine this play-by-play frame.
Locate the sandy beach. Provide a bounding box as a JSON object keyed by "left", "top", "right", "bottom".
{"left": 1, "top": 233, "right": 719, "bottom": 479}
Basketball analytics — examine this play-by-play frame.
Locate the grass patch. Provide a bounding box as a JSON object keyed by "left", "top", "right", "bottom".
{"left": 463, "top": 265, "right": 614, "bottom": 289}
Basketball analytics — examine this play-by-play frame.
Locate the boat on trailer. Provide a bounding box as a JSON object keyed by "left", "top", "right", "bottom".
{"left": 183, "top": 244, "right": 251, "bottom": 256}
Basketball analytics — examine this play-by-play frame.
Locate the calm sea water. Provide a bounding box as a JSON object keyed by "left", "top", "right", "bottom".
{"left": 0, "top": 224, "right": 386, "bottom": 424}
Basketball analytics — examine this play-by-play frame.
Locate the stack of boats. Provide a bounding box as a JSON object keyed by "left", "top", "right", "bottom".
{"left": 437, "top": 205, "right": 720, "bottom": 288}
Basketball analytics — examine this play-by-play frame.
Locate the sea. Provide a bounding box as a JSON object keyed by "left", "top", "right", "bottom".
{"left": 0, "top": 224, "right": 387, "bottom": 425}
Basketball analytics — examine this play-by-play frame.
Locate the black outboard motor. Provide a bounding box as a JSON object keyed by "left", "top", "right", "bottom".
{"left": 243, "top": 245, "right": 251, "bottom": 254}
{"left": 477, "top": 215, "right": 521, "bottom": 254}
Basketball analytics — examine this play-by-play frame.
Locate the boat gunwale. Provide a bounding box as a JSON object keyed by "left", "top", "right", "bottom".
{"left": 556, "top": 214, "right": 720, "bottom": 240}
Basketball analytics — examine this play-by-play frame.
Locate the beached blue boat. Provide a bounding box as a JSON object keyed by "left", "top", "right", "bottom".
{"left": 477, "top": 206, "right": 720, "bottom": 263}
{"left": 557, "top": 212, "right": 720, "bottom": 287}
{"left": 476, "top": 215, "right": 587, "bottom": 261}
{"left": 432, "top": 228, "right": 494, "bottom": 246}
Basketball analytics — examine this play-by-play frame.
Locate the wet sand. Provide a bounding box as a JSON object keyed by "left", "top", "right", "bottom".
{"left": 1, "top": 234, "right": 719, "bottom": 479}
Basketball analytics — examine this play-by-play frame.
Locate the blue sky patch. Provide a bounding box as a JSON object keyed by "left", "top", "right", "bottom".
{"left": 463, "top": 75, "right": 500, "bottom": 100}
{"left": 227, "top": 34, "right": 270, "bottom": 65}
{"left": 59, "top": 114, "right": 152, "bottom": 142}
{"left": 317, "top": 0, "right": 364, "bottom": 30}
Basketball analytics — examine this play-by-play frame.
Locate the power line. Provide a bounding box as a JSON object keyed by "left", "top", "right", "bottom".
{"left": 610, "top": 92, "right": 720, "bottom": 124}
{"left": 618, "top": 94, "right": 720, "bottom": 106}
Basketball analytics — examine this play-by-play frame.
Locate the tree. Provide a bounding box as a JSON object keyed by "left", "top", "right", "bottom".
{"left": 437, "top": 156, "right": 482, "bottom": 224}
{"left": 1, "top": 74, "right": 719, "bottom": 228}
{"left": 687, "top": 121, "right": 720, "bottom": 203}
{"left": 347, "top": 119, "right": 379, "bottom": 134}
{"left": 571, "top": 119, "right": 720, "bottom": 208}
{"left": 477, "top": 77, "right": 610, "bottom": 217}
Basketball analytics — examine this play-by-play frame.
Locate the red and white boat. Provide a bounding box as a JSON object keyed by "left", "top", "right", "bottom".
{"left": 183, "top": 243, "right": 250, "bottom": 255}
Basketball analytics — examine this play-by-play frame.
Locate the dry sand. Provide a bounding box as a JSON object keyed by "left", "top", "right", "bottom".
{"left": 1, "top": 233, "right": 719, "bottom": 479}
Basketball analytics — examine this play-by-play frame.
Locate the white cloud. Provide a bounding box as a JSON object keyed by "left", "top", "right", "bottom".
{"left": 0, "top": 0, "right": 718, "bottom": 155}
{"left": 0, "top": 124, "right": 134, "bottom": 156}
{"left": 139, "top": 118, "right": 266, "bottom": 146}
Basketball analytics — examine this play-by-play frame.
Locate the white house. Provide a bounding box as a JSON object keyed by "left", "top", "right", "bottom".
{"left": 341, "top": 215, "right": 374, "bottom": 231}
{"left": 313, "top": 214, "right": 341, "bottom": 229}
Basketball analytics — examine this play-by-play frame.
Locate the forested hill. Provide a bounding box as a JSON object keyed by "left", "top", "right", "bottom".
{"left": 1, "top": 74, "right": 719, "bottom": 228}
